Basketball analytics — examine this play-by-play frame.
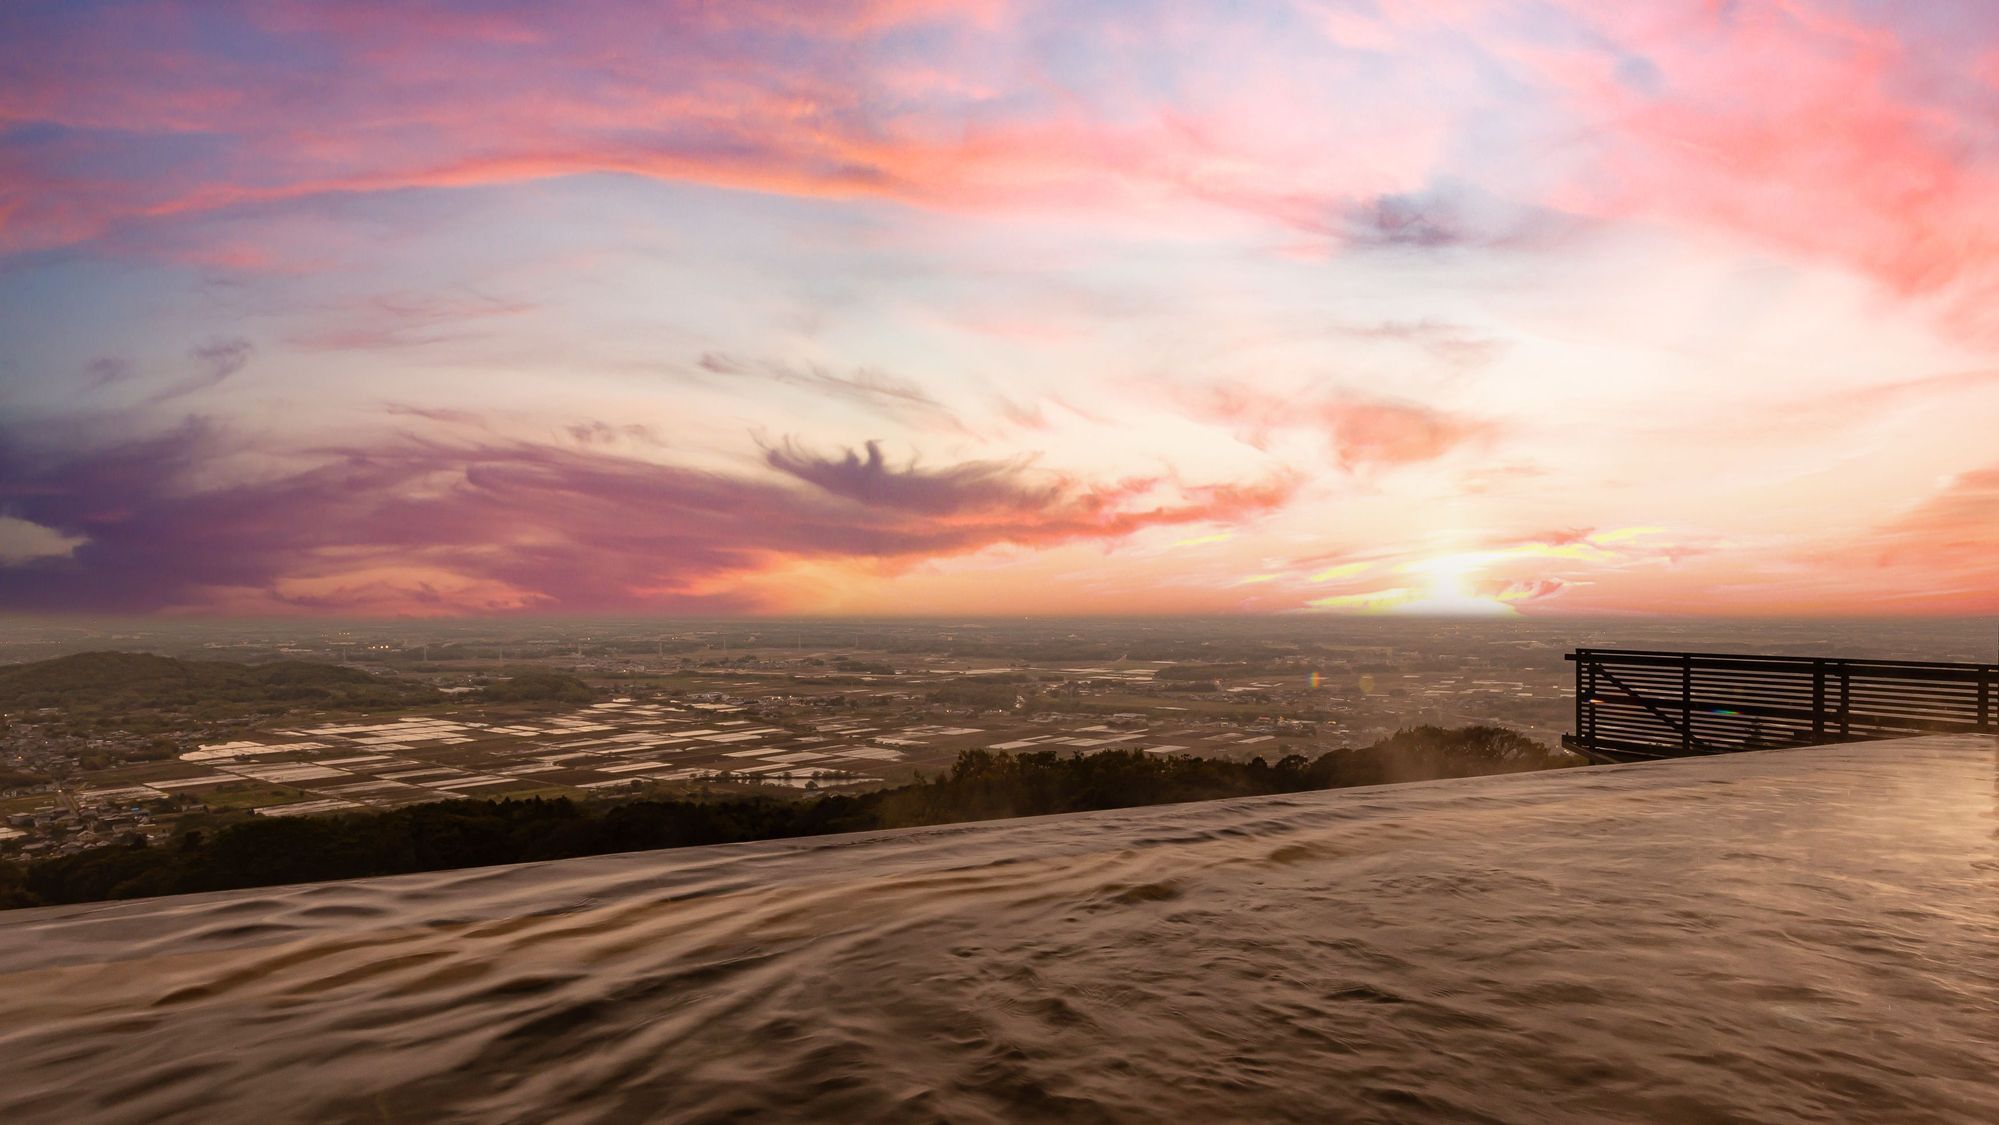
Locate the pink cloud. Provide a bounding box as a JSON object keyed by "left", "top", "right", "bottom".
{"left": 1319, "top": 396, "right": 1488, "bottom": 469}
{"left": 1191, "top": 384, "right": 1490, "bottom": 469}
{"left": 0, "top": 0, "right": 1456, "bottom": 260}
{"left": 6, "top": 0, "right": 1994, "bottom": 328}
{"left": 1537, "top": 1, "right": 1999, "bottom": 340}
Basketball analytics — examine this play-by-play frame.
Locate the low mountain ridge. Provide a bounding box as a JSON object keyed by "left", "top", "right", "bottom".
{"left": 0, "top": 651, "right": 441, "bottom": 729}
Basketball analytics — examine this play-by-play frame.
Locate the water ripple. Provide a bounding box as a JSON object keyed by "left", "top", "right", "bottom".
{"left": 1, "top": 735, "right": 1994, "bottom": 1123}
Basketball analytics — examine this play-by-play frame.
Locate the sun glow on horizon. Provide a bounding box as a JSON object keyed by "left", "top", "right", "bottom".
{"left": 1303, "top": 552, "right": 1519, "bottom": 617}
{"left": 1395, "top": 553, "right": 1520, "bottom": 617}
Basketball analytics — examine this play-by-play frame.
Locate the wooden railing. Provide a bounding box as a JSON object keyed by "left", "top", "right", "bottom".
{"left": 1563, "top": 649, "right": 1999, "bottom": 763}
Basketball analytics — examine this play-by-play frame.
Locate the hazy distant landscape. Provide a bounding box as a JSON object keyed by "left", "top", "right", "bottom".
{"left": 4, "top": 615, "right": 1992, "bottom": 906}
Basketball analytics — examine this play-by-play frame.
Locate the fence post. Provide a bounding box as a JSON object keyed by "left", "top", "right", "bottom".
{"left": 1812, "top": 660, "right": 1826, "bottom": 743}
{"left": 1585, "top": 655, "right": 1598, "bottom": 750}
{"left": 1681, "top": 653, "right": 1693, "bottom": 754}
{"left": 1838, "top": 663, "right": 1850, "bottom": 738}
{"left": 1574, "top": 653, "right": 1587, "bottom": 750}
{"left": 1980, "top": 665, "right": 1992, "bottom": 732}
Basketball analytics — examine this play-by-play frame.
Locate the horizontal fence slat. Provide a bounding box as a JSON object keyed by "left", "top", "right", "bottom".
{"left": 1569, "top": 648, "right": 1998, "bottom": 761}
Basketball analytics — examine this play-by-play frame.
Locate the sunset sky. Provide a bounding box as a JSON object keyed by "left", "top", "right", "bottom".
{"left": 2, "top": 0, "right": 1996, "bottom": 617}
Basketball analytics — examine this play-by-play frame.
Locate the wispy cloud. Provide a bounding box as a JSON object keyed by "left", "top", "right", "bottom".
{"left": 289, "top": 293, "right": 533, "bottom": 351}
{"left": 699, "top": 354, "right": 964, "bottom": 431}
{"left": 134, "top": 337, "right": 255, "bottom": 405}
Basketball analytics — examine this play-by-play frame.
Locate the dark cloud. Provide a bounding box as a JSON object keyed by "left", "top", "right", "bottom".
{"left": 133, "top": 337, "right": 255, "bottom": 405}
{"left": 1346, "top": 192, "right": 1467, "bottom": 249}
{"left": 383, "top": 403, "right": 488, "bottom": 427}
{"left": 0, "top": 421, "right": 1295, "bottom": 614}
{"left": 191, "top": 337, "right": 254, "bottom": 382}
{"left": 83, "top": 356, "right": 132, "bottom": 389}
{"left": 567, "top": 421, "right": 664, "bottom": 447}
{"left": 763, "top": 438, "right": 1059, "bottom": 515}
{"left": 1339, "top": 186, "right": 1586, "bottom": 254}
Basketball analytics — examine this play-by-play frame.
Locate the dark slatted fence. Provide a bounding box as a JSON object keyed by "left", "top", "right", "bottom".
{"left": 1563, "top": 649, "right": 1999, "bottom": 763}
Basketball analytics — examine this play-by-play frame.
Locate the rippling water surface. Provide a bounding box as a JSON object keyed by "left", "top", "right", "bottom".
{"left": 3, "top": 735, "right": 1995, "bottom": 1123}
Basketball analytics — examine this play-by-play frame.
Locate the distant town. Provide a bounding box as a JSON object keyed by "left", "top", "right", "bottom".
{"left": 5, "top": 615, "right": 1994, "bottom": 860}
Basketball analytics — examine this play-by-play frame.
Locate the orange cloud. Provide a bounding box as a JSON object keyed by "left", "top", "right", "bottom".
{"left": 1840, "top": 464, "right": 1999, "bottom": 605}
{"left": 1190, "top": 384, "right": 1491, "bottom": 469}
